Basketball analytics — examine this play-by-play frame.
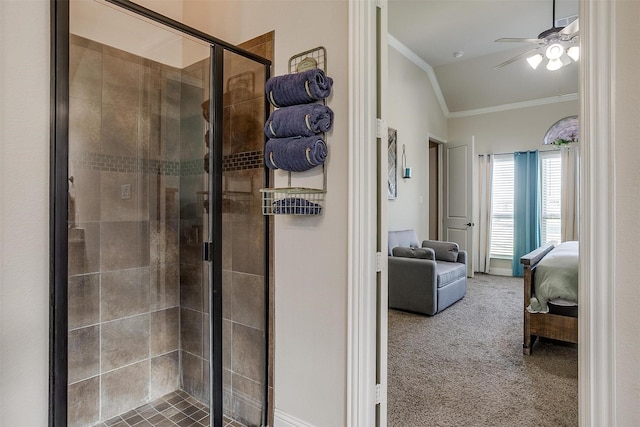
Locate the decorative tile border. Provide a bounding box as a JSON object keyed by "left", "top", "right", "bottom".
{"left": 181, "top": 158, "right": 206, "bottom": 176}
{"left": 70, "top": 151, "right": 181, "bottom": 175}
{"left": 223, "top": 150, "right": 264, "bottom": 172}
{"left": 70, "top": 150, "right": 264, "bottom": 176}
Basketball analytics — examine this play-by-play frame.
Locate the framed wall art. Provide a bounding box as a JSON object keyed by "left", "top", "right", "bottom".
{"left": 388, "top": 128, "right": 397, "bottom": 200}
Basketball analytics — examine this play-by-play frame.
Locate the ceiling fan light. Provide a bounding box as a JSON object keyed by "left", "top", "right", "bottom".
{"left": 546, "top": 58, "right": 563, "bottom": 71}
{"left": 526, "top": 54, "right": 543, "bottom": 69}
{"left": 568, "top": 46, "right": 580, "bottom": 61}
{"left": 545, "top": 43, "right": 564, "bottom": 60}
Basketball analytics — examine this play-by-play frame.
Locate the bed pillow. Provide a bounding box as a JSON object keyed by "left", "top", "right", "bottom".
{"left": 392, "top": 247, "right": 433, "bottom": 259}
{"left": 422, "top": 240, "right": 459, "bottom": 262}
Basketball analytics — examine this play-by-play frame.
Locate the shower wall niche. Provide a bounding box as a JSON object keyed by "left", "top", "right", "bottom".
{"left": 65, "top": 24, "right": 271, "bottom": 426}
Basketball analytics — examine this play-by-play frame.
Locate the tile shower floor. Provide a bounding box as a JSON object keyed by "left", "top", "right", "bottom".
{"left": 91, "top": 390, "right": 247, "bottom": 427}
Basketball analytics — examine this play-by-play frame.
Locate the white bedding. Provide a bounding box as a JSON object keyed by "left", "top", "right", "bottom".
{"left": 527, "top": 241, "right": 579, "bottom": 313}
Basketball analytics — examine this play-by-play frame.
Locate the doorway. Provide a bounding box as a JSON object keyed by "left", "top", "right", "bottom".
{"left": 428, "top": 140, "right": 439, "bottom": 241}
{"left": 351, "top": 0, "right": 616, "bottom": 426}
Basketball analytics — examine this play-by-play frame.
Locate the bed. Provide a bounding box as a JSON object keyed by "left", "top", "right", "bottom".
{"left": 520, "top": 241, "right": 579, "bottom": 355}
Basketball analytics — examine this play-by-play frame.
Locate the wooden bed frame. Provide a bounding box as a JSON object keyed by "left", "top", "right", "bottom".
{"left": 520, "top": 242, "right": 578, "bottom": 355}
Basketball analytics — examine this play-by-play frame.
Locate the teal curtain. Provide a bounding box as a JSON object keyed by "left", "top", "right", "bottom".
{"left": 512, "top": 151, "right": 541, "bottom": 276}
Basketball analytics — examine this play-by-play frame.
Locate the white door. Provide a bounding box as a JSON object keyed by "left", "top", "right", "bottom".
{"left": 443, "top": 138, "right": 475, "bottom": 277}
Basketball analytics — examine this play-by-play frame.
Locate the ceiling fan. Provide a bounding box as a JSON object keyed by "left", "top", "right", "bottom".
{"left": 494, "top": 0, "right": 579, "bottom": 70}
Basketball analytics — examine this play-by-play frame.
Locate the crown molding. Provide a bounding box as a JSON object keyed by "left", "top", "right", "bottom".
{"left": 387, "top": 34, "right": 450, "bottom": 117}
{"left": 447, "top": 93, "right": 579, "bottom": 119}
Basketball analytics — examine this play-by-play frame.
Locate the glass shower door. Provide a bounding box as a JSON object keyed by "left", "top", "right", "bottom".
{"left": 67, "top": 1, "right": 213, "bottom": 425}
{"left": 218, "top": 47, "right": 268, "bottom": 427}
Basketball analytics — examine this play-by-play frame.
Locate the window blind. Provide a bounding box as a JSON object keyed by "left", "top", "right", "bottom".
{"left": 540, "top": 151, "right": 562, "bottom": 244}
{"left": 489, "top": 154, "right": 514, "bottom": 258}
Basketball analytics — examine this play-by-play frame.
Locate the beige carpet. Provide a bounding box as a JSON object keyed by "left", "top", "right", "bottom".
{"left": 388, "top": 273, "right": 578, "bottom": 427}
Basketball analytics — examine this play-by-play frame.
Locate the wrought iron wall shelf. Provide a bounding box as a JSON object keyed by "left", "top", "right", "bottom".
{"left": 260, "top": 46, "right": 329, "bottom": 216}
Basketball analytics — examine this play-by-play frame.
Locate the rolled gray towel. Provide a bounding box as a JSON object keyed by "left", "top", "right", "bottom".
{"left": 266, "top": 69, "right": 333, "bottom": 107}
{"left": 264, "top": 136, "right": 327, "bottom": 172}
{"left": 264, "top": 104, "right": 334, "bottom": 138}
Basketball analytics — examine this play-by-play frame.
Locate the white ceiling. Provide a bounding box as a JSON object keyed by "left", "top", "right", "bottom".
{"left": 388, "top": 0, "right": 579, "bottom": 113}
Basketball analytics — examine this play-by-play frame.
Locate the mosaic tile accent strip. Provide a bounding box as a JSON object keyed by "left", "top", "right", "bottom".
{"left": 70, "top": 151, "right": 265, "bottom": 176}
{"left": 70, "top": 151, "right": 181, "bottom": 176}
{"left": 181, "top": 159, "right": 207, "bottom": 176}
{"left": 223, "top": 151, "right": 264, "bottom": 172}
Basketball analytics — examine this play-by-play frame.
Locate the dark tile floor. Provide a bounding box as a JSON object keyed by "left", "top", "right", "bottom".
{"left": 221, "top": 418, "right": 247, "bottom": 427}
{"left": 93, "top": 390, "right": 209, "bottom": 427}
{"left": 91, "top": 389, "right": 247, "bottom": 427}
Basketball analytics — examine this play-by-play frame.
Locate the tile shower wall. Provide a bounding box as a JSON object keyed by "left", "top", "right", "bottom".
{"left": 67, "top": 31, "right": 273, "bottom": 427}
{"left": 67, "top": 35, "right": 204, "bottom": 425}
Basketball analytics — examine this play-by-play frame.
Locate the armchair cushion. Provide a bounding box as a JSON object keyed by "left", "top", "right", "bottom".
{"left": 392, "top": 246, "right": 435, "bottom": 260}
{"left": 422, "top": 240, "right": 459, "bottom": 262}
{"left": 435, "top": 261, "right": 467, "bottom": 288}
{"left": 388, "top": 229, "right": 420, "bottom": 255}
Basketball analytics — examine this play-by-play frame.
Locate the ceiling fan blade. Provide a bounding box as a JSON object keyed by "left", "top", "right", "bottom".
{"left": 495, "top": 37, "right": 545, "bottom": 44}
{"left": 493, "top": 48, "right": 541, "bottom": 69}
{"left": 560, "top": 18, "right": 579, "bottom": 37}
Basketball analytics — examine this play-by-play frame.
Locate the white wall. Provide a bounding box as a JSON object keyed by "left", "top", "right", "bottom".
{"left": 448, "top": 100, "right": 579, "bottom": 155}
{"left": 614, "top": 0, "right": 640, "bottom": 423}
{"left": 387, "top": 46, "right": 447, "bottom": 240}
{"left": 183, "top": 2, "right": 349, "bottom": 425}
{"left": 0, "top": 1, "right": 51, "bottom": 425}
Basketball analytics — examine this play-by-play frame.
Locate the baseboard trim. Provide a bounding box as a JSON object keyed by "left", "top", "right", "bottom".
{"left": 274, "top": 409, "right": 316, "bottom": 427}
{"left": 488, "top": 268, "right": 512, "bottom": 277}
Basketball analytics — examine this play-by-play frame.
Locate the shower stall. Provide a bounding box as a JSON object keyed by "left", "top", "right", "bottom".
{"left": 51, "top": 1, "right": 272, "bottom": 426}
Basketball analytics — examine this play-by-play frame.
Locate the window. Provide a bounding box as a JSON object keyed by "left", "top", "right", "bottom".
{"left": 540, "top": 151, "right": 562, "bottom": 244}
{"left": 489, "top": 151, "right": 562, "bottom": 258}
{"left": 489, "top": 154, "right": 514, "bottom": 258}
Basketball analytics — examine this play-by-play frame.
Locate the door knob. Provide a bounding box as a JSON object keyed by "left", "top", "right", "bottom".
{"left": 466, "top": 222, "right": 475, "bottom": 227}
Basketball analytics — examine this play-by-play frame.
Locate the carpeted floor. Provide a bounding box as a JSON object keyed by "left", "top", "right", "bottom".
{"left": 388, "top": 273, "right": 578, "bottom": 427}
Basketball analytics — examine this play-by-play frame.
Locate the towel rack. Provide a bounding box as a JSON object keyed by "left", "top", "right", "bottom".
{"left": 260, "top": 47, "right": 329, "bottom": 216}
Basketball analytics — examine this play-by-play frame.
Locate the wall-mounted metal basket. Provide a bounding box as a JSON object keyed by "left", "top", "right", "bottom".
{"left": 261, "top": 46, "right": 329, "bottom": 216}
{"left": 260, "top": 186, "right": 325, "bottom": 215}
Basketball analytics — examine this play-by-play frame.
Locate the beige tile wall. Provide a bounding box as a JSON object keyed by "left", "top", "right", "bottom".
{"left": 67, "top": 35, "right": 184, "bottom": 426}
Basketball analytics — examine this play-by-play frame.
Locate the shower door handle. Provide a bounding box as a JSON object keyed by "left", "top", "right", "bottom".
{"left": 202, "top": 241, "right": 213, "bottom": 262}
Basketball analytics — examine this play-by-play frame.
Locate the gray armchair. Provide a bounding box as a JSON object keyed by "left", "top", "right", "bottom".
{"left": 388, "top": 229, "right": 467, "bottom": 315}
